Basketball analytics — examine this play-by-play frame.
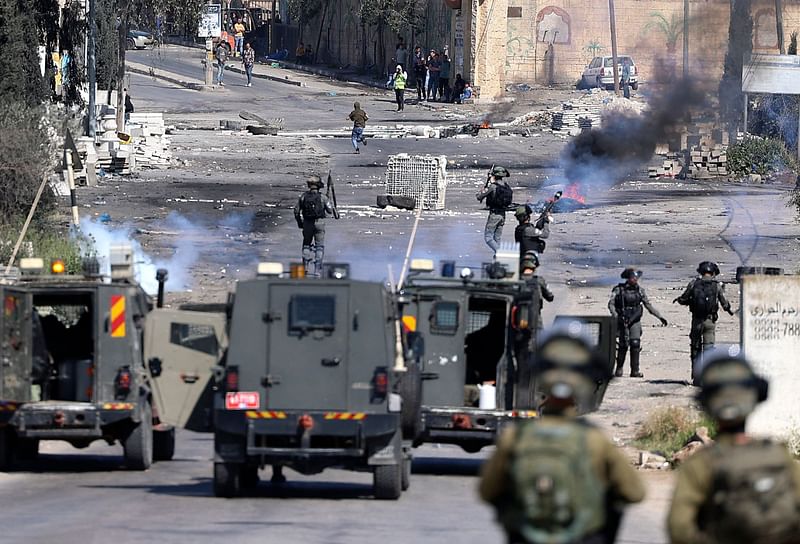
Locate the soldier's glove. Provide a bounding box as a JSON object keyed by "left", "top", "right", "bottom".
{"left": 660, "top": 317, "right": 669, "bottom": 327}
{"left": 296, "top": 220, "right": 303, "bottom": 229}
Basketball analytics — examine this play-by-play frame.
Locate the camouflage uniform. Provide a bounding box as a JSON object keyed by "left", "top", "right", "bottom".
{"left": 477, "top": 167, "right": 512, "bottom": 254}
{"left": 608, "top": 271, "right": 667, "bottom": 377}
{"left": 293, "top": 181, "right": 334, "bottom": 277}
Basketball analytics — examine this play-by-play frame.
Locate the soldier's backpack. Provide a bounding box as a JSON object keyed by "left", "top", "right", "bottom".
{"left": 487, "top": 183, "right": 513, "bottom": 210}
{"left": 705, "top": 440, "right": 800, "bottom": 544}
{"left": 502, "top": 421, "right": 606, "bottom": 544}
{"left": 690, "top": 279, "right": 719, "bottom": 317}
{"left": 301, "top": 191, "right": 325, "bottom": 220}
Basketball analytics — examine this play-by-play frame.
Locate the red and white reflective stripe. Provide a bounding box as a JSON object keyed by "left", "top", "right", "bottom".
{"left": 323, "top": 412, "right": 366, "bottom": 420}
{"left": 102, "top": 402, "right": 134, "bottom": 410}
{"left": 245, "top": 411, "right": 287, "bottom": 419}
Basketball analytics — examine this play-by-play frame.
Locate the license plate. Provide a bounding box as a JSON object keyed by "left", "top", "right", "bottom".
{"left": 225, "top": 392, "right": 260, "bottom": 410}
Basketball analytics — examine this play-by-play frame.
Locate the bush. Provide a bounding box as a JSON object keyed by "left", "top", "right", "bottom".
{"left": 0, "top": 225, "right": 93, "bottom": 275}
{"left": 634, "top": 406, "right": 717, "bottom": 457}
{"left": 726, "top": 136, "right": 799, "bottom": 178}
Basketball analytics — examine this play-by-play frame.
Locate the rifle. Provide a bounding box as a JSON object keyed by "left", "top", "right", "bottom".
{"left": 484, "top": 164, "right": 495, "bottom": 190}
{"left": 326, "top": 170, "right": 340, "bottom": 219}
{"left": 533, "top": 190, "right": 562, "bottom": 229}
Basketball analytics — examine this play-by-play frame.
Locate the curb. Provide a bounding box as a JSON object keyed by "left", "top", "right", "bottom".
{"left": 275, "top": 61, "right": 387, "bottom": 90}
{"left": 224, "top": 63, "right": 304, "bottom": 87}
{"left": 127, "top": 62, "right": 205, "bottom": 91}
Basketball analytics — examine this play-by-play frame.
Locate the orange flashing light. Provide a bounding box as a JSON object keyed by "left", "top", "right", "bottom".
{"left": 51, "top": 259, "right": 66, "bottom": 274}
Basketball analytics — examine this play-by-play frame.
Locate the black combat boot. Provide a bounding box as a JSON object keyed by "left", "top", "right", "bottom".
{"left": 614, "top": 347, "right": 626, "bottom": 377}
{"left": 629, "top": 350, "right": 643, "bottom": 378}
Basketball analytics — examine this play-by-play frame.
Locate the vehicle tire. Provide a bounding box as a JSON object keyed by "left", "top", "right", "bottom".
{"left": 123, "top": 402, "right": 153, "bottom": 470}
{"left": 15, "top": 438, "right": 39, "bottom": 462}
{"left": 374, "top": 464, "right": 402, "bottom": 500}
{"left": 126, "top": 37, "right": 136, "bottom": 50}
{"left": 398, "top": 362, "right": 422, "bottom": 440}
{"left": 240, "top": 465, "right": 260, "bottom": 490}
{"left": 0, "top": 428, "right": 12, "bottom": 470}
{"left": 214, "top": 462, "right": 241, "bottom": 498}
{"left": 152, "top": 426, "right": 176, "bottom": 462}
{"left": 401, "top": 456, "right": 411, "bottom": 491}
{"left": 631, "top": 81, "right": 639, "bottom": 90}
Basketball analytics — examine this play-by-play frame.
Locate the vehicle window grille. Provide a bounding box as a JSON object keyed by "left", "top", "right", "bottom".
{"left": 466, "top": 311, "right": 491, "bottom": 334}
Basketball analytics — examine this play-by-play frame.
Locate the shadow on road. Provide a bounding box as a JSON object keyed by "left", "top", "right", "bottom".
{"left": 411, "top": 456, "right": 483, "bottom": 477}
{"left": 10, "top": 453, "right": 127, "bottom": 473}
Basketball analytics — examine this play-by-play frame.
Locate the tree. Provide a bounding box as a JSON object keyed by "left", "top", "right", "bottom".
{"left": 286, "top": 0, "right": 323, "bottom": 40}
{"left": 719, "top": 0, "right": 753, "bottom": 129}
{"left": 644, "top": 11, "right": 683, "bottom": 53}
{"left": 789, "top": 30, "right": 798, "bottom": 55}
{"left": 0, "top": 0, "right": 49, "bottom": 106}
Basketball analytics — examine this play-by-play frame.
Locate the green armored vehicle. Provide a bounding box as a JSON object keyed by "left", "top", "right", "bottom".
{"left": 0, "top": 248, "right": 176, "bottom": 470}
{"left": 147, "top": 263, "right": 419, "bottom": 499}
{"left": 399, "top": 256, "right": 616, "bottom": 453}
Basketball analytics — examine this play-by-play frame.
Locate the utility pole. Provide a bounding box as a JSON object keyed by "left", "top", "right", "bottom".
{"left": 269, "top": 0, "right": 276, "bottom": 55}
{"left": 776, "top": 0, "right": 785, "bottom": 54}
{"left": 608, "top": 0, "right": 619, "bottom": 95}
{"left": 205, "top": 1, "right": 214, "bottom": 86}
{"left": 87, "top": 0, "right": 96, "bottom": 138}
{"left": 683, "top": 0, "right": 689, "bottom": 78}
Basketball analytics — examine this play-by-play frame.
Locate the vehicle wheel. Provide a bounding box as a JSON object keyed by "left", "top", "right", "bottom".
{"left": 576, "top": 77, "right": 586, "bottom": 90}
{"left": 15, "top": 438, "right": 39, "bottom": 462}
{"left": 374, "top": 464, "right": 402, "bottom": 500}
{"left": 123, "top": 402, "right": 153, "bottom": 470}
{"left": 631, "top": 81, "right": 639, "bottom": 90}
{"left": 126, "top": 38, "right": 136, "bottom": 50}
{"left": 401, "top": 456, "right": 411, "bottom": 491}
{"left": 0, "top": 428, "right": 12, "bottom": 470}
{"left": 152, "top": 426, "right": 176, "bottom": 462}
{"left": 398, "top": 363, "right": 422, "bottom": 440}
{"left": 214, "top": 462, "right": 241, "bottom": 497}
{"left": 240, "top": 465, "right": 260, "bottom": 490}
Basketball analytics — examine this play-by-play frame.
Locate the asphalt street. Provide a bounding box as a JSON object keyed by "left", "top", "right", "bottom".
{"left": 0, "top": 431, "right": 670, "bottom": 544}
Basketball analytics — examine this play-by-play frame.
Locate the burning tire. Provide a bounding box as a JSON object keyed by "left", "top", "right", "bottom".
{"left": 124, "top": 402, "right": 153, "bottom": 470}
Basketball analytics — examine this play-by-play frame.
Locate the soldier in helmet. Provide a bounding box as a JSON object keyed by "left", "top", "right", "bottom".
{"left": 608, "top": 268, "right": 668, "bottom": 378}
{"left": 668, "top": 352, "right": 800, "bottom": 544}
{"left": 673, "top": 261, "right": 734, "bottom": 384}
{"left": 476, "top": 166, "right": 513, "bottom": 255}
{"left": 520, "top": 251, "right": 554, "bottom": 330}
{"left": 514, "top": 205, "right": 551, "bottom": 259}
{"left": 479, "top": 327, "right": 645, "bottom": 544}
{"left": 293, "top": 175, "right": 334, "bottom": 277}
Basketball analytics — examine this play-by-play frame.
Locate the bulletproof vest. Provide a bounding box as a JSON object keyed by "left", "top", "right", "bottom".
{"left": 301, "top": 190, "right": 325, "bottom": 220}
{"left": 487, "top": 183, "right": 513, "bottom": 211}
{"left": 501, "top": 420, "right": 606, "bottom": 543}
{"left": 516, "top": 224, "right": 547, "bottom": 254}
{"left": 615, "top": 284, "right": 643, "bottom": 324}
{"left": 704, "top": 440, "right": 800, "bottom": 544}
{"left": 690, "top": 279, "right": 719, "bottom": 318}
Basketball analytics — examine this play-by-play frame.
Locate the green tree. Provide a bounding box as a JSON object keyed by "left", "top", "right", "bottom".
{"left": 0, "top": 0, "right": 48, "bottom": 106}
{"left": 789, "top": 30, "right": 798, "bottom": 55}
{"left": 719, "top": 0, "right": 752, "bottom": 129}
{"left": 644, "top": 11, "right": 683, "bottom": 53}
{"left": 286, "top": 0, "right": 323, "bottom": 39}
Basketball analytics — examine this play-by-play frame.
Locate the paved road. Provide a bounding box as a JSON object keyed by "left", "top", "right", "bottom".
{"left": 0, "top": 431, "right": 670, "bottom": 544}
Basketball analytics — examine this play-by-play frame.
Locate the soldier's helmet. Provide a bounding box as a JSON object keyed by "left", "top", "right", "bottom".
{"left": 533, "top": 325, "right": 611, "bottom": 407}
{"left": 620, "top": 267, "right": 643, "bottom": 280}
{"left": 521, "top": 250, "right": 540, "bottom": 270}
{"left": 697, "top": 261, "right": 720, "bottom": 276}
{"left": 697, "top": 351, "right": 768, "bottom": 424}
{"left": 514, "top": 205, "right": 529, "bottom": 219}
{"left": 491, "top": 166, "right": 510, "bottom": 178}
{"left": 306, "top": 175, "right": 323, "bottom": 188}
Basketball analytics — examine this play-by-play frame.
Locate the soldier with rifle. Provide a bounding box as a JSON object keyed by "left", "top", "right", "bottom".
{"left": 476, "top": 165, "right": 513, "bottom": 255}
{"left": 514, "top": 191, "right": 561, "bottom": 267}
{"left": 608, "top": 268, "right": 668, "bottom": 378}
{"left": 293, "top": 173, "right": 338, "bottom": 277}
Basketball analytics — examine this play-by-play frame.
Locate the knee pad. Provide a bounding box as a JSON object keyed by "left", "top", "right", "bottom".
{"left": 629, "top": 339, "right": 641, "bottom": 352}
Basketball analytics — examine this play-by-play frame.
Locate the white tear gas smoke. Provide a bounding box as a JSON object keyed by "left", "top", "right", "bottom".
{"left": 562, "top": 81, "right": 707, "bottom": 187}
{"left": 78, "top": 212, "right": 201, "bottom": 294}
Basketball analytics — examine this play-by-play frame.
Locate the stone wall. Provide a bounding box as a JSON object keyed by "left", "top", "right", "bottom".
{"left": 500, "top": 0, "right": 798, "bottom": 86}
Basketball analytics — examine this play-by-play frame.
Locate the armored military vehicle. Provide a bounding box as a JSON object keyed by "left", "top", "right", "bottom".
{"left": 0, "top": 248, "right": 176, "bottom": 470}
{"left": 147, "top": 263, "right": 419, "bottom": 499}
{"left": 399, "top": 256, "right": 615, "bottom": 453}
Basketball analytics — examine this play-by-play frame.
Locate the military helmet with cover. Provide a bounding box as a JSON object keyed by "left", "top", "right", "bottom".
{"left": 620, "top": 267, "right": 642, "bottom": 280}
{"left": 306, "top": 175, "right": 324, "bottom": 188}
{"left": 521, "top": 250, "right": 539, "bottom": 270}
{"left": 534, "top": 324, "right": 611, "bottom": 405}
{"left": 514, "top": 205, "right": 530, "bottom": 218}
{"left": 491, "top": 165, "right": 510, "bottom": 178}
{"left": 697, "top": 261, "right": 720, "bottom": 276}
{"left": 697, "top": 350, "right": 768, "bottom": 424}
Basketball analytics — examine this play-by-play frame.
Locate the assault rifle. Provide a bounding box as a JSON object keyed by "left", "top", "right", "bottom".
{"left": 326, "top": 170, "right": 340, "bottom": 219}
{"left": 533, "top": 190, "right": 562, "bottom": 228}
{"left": 484, "top": 164, "right": 495, "bottom": 190}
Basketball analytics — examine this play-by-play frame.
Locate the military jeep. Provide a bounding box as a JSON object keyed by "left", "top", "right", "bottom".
{"left": 400, "top": 257, "right": 616, "bottom": 453}
{"left": 147, "top": 263, "right": 419, "bottom": 500}
{"left": 0, "top": 249, "right": 176, "bottom": 470}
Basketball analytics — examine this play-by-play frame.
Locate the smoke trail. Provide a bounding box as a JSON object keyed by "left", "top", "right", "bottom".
{"left": 562, "top": 80, "right": 707, "bottom": 186}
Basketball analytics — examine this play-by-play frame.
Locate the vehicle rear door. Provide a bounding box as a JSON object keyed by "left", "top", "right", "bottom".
{"left": 1, "top": 288, "right": 33, "bottom": 401}
{"left": 265, "top": 282, "right": 350, "bottom": 410}
{"left": 144, "top": 308, "right": 226, "bottom": 431}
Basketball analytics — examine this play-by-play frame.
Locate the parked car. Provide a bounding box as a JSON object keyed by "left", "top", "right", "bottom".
{"left": 580, "top": 55, "right": 638, "bottom": 90}
{"left": 127, "top": 29, "right": 154, "bottom": 50}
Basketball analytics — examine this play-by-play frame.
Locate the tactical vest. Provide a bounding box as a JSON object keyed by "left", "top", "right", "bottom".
{"left": 394, "top": 72, "right": 406, "bottom": 90}
{"left": 614, "top": 284, "right": 643, "bottom": 324}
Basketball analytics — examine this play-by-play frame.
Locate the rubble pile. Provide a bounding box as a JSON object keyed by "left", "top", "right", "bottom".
{"left": 687, "top": 145, "right": 728, "bottom": 179}
{"left": 124, "top": 112, "right": 173, "bottom": 170}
